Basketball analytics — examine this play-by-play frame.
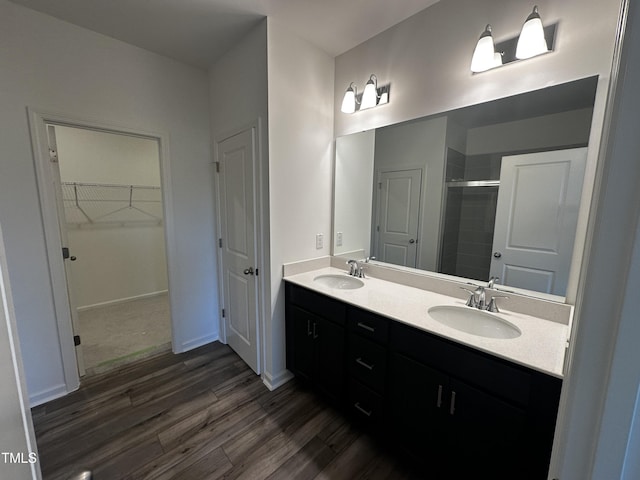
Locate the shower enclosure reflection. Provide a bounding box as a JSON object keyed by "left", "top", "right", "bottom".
{"left": 333, "top": 76, "right": 598, "bottom": 297}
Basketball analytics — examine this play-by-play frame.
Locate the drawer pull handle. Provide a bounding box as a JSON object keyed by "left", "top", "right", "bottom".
{"left": 355, "top": 357, "right": 375, "bottom": 371}
{"left": 354, "top": 402, "right": 372, "bottom": 417}
{"left": 436, "top": 384, "right": 443, "bottom": 408}
{"left": 450, "top": 391, "right": 456, "bottom": 416}
{"left": 357, "top": 322, "right": 375, "bottom": 333}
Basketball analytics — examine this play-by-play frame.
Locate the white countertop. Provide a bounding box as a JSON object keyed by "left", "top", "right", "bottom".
{"left": 284, "top": 267, "right": 568, "bottom": 378}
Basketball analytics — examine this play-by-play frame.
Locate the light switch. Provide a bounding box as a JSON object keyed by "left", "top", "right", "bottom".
{"left": 316, "top": 233, "right": 323, "bottom": 249}
{"left": 336, "top": 232, "right": 343, "bottom": 247}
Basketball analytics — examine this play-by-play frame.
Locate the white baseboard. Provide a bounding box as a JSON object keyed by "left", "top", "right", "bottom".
{"left": 77, "top": 290, "right": 168, "bottom": 312}
{"left": 262, "top": 369, "right": 294, "bottom": 391}
{"left": 29, "top": 383, "right": 68, "bottom": 407}
{"left": 177, "top": 333, "right": 219, "bottom": 353}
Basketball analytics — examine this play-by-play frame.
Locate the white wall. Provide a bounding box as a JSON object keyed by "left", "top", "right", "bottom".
{"left": 267, "top": 18, "right": 335, "bottom": 388}
{"left": 334, "top": 130, "right": 375, "bottom": 257}
{"left": 56, "top": 126, "right": 162, "bottom": 185}
{"left": 466, "top": 108, "right": 594, "bottom": 155}
{"left": 0, "top": 222, "right": 40, "bottom": 479}
{"left": 557, "top": 0, "right": 640, "bottom": 477}
{"left": 0, "top": 0, "right": 216, "bottom": 405}
{"left": 334, "top": 0, "right": 619, "bottom": 137}
{"left": 55, "top": 126, "right": 168, "bottom": 308}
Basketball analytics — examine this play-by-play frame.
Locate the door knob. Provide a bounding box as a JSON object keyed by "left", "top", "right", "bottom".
{"left": 409, "top": 239, "right": 416, "bottom": 244}
{"left": 243, "top": 267, "right": 254, "bottom": 275}
{"left": 493, "top": 252, "right": 502, "bottom": 258}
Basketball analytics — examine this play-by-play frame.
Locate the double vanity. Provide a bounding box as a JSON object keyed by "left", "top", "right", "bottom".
{"left": 284, "top": 262, "right": 570, "bottom": 479}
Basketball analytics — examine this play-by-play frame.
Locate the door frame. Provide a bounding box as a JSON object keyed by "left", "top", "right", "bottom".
{"left": 27, "top": 108, "right": 177, "bottom": 393}
{"left": 213, "top": 119, "right": 265, "bottom": 375}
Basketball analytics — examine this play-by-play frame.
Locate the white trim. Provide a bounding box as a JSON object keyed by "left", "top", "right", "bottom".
{"left": 214, "top": 119, "right": 265, "bottom": 374}
{"left": 0, "top": 222, "right": 42, "bottom": 478}
{"left": 262, "top": 369, "right": 294, "bottom": 391}
{"left": 28, "top": 384, "right": 69, "bottom": 408}
{"left": 180, "top": 333, "right": 219, "bottom": 352}
{"left": 76, "top": 290, "right": 168, "bottom": 312}
{"left": 27, "top": 108, "right": 177, "bottom": 395}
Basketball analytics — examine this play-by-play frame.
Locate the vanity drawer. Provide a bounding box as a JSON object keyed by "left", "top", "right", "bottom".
{"left": 348, "top": 333, "right": 387, "bottom": 392}
{"left": 348, "top": 308, "right": 389, "bottom": 344}
{"left": 348, "top": 379, "right": 385, "bottom": 427}
{"left": 287, "top": 283, "right": 346, "bottom": 325}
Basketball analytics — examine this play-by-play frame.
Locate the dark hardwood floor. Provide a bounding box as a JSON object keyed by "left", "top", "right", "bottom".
{"left": 31, "top": 342, "right": 419, "bottom": 479}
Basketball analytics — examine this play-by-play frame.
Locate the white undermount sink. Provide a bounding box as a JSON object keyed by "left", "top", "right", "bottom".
{"left": 313, "top": 274, "right": 364, "bottom": 290}
{"left": 427, "top": 305, "right": 521, "bottom": 339}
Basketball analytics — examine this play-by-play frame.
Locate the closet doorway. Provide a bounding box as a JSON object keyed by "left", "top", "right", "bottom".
{"left": 50, "top": 124, "right": 171, "bottom": 376}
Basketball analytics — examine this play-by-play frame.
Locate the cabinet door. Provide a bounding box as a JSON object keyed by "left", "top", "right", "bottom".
{"left": 314, "top": 315, "right": 346, "bottom": 403}
{"left": 448, "top": 379, "right": 530, "bottom": 480}
{"left": 389, "top": 353, "right": 448, "bottom": 464}
{"left": 288, "top": 305, "right": 315, "bottom": 383}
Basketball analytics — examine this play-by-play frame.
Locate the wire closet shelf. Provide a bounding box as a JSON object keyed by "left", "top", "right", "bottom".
{"left": 61, "top": 182, "right": 163, "bottom": 227}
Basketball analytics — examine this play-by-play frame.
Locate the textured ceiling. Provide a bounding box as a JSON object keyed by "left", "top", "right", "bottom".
{"left": 9, "top": 0, "right": 440, "bottom": 69}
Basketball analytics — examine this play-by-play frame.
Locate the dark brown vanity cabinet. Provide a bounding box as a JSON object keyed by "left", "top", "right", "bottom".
{"left": 389, "top": 321, "right": 562, "bottom": 479}
{"left": 285, "top": 282, "right": 562, "bottom": 479}
{"left": 285, "top": 283, "right": 346, "bottom": 404}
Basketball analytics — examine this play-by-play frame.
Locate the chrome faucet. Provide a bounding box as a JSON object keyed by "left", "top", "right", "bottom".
{"left": 488, "top": 276, "right": 500, "bottom": 289}
{"left": 460, "top": 282, "right": 508, "bottom": 312}
{"left": 346, "top": 259, "right": 367, "bottom": 278}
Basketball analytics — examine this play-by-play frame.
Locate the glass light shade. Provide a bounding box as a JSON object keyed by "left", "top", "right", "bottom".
{"left": 341, "top": 85, "right": 357, "bottom": 114}
{"left": 470, "top": 25, "right": 498, "bottom": 73}
{"left": 516, "top": 6, "right": 549, "bottom": 59}
{"left": 360, "top": 78, "right": 378, "bottom": 110}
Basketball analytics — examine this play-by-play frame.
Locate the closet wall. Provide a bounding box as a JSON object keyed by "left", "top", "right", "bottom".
{"left": 55, "top": 126, "right": 168, "bottom": 309}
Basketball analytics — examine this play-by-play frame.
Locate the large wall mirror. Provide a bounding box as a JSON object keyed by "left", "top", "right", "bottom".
{"left": 333, "top": 76, "right": 598, "bottom": 299}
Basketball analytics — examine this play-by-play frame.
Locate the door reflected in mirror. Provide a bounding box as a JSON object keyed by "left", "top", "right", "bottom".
{"left": 333, "top": 76, "right": 599, "bottom": 298}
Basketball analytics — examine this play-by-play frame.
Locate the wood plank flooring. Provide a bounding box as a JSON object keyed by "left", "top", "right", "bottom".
{"left": 31, "top": 342, "right": 419, "bottom": 480}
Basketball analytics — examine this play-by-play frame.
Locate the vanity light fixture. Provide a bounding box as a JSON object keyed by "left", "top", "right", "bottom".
{"left": 516, "top": 6, "right": 549, "bottom": 59}
{"left": 340, "top": 82, "right": 359, "bottom": 114}
{"left": 340, "top": 75, "right": 390, "bottom": 113}
{"left": 471, "top": 5, "right": 555, "bottom": 74}
{"left": 470, "top": 25, "right": 503, "bottom": 73}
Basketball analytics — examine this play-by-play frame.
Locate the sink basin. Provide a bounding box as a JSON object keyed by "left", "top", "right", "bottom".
{"left": 313, "top": 274, "right": 364, "bottom": 290}
{"left": 427, "top": 305, "right": 521, "bottom": 339}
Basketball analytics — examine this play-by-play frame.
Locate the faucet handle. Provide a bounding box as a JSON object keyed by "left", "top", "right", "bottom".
{"left": 460, "top": 287, "right": 478, "bottom": 308}
{"left": 346, "top": 259, "right": 357, "bottom": 276}
{"left": 487, "top": 295, "right": 509, "bottom": 313}
{"left": 488, "top": 276, "right": 500, "bottom": 288}
{"left": 364, "top": 256, "right": 376, "bottom": 263}
{"left": 358, "top": 265, "right": 366, "bottom": 278}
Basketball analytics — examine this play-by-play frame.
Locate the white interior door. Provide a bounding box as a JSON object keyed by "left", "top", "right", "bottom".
{"left": 490, "top": 148, "right": 587, "bottom": 295}
{"left": 217, "top": 128, "right": 260, "bottom": 374}
{"left": 374, "top": 169, "right": 422, "bottom": 267}
{"left": 47, "top": 125, "right": 86, "bottom": 376}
